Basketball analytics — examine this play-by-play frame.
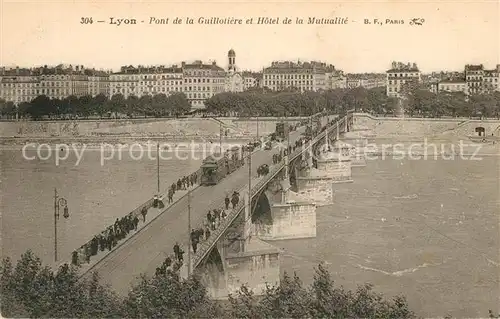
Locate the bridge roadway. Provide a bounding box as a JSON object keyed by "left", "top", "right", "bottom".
{"left": 79, "top": 123, "right": 309, "bottom": 296}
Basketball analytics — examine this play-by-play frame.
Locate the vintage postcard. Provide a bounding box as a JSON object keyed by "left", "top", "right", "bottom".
{"left": 0, "top": 0, "right": 498, "bottom": 318}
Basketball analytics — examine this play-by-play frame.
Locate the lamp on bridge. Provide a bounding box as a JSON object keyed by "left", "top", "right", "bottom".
{"left": 54, "top": 188, "right": 70, "bottom": 262}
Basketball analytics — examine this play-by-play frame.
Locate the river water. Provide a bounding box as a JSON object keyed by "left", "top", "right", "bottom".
{"left": 1, "top": 141, "right": 499, "bottom": 317}
{"left": 0, "top": 147, "right": 203, "bottom": 265}
{"left": 277, "top": 155, "right": 499, "bottom": 318}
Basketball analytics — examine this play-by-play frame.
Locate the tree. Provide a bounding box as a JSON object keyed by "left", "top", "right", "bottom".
{"left": 78, "top": 95, "right": 93, "bottom": 119}
{"left": 152, "top": 93, "right": 168, "bottom": 117}
{"left": 138, "top": 94, "right": 153, "bottom": 117}
{"left": 0, "top": 250, "right": 122, "bottom": 318}
{"left": 93, "top": 93, "right": 109, "bottom": 119}
{"left": 17, "top": 102, "right": 30, "bottom": 118}
{"left": 258, "top": 272, "right": 313, "bottom": 318}
{"left": 125, "top": 95, "right": 139, "bottom": 118}
{"left": 109, "top": 94, "right": 126, "bottom": 118}
{"left": 167, "top": 92, "right": 191, "bottom": 116}
{"left": 0, "top": 100, "right": 17, "bottom": 119}
{"left": 123, "top": 272, "right": 221, "bottom": 318}
{"left": 226, "top": 264, "right": 416, "bottom": 319}
{"left": 27, "top": 95, "right": 52, "bottom": 120}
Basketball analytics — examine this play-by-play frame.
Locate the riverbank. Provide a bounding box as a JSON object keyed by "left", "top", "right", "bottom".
{"left": 0, "top": 136, "right": 253, "bottom": 150}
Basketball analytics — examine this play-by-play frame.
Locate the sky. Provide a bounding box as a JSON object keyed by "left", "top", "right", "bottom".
{"left": 0, "top": 0, "right": 498, "bottom": 73}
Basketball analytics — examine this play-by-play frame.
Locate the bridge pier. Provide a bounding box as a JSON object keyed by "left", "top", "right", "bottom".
{"left": 253, "top": 178, "right": 317, "bottom": 240}
{"left": 333, "top": 139, "right": 367, "bottom": 168}
{"left": 197, "top": 195, "right": 281, "bottom": 299}
{"left": 316, "top": 151, "right": 353, "bottom": 184}
{"left": 224, "top": 238, "right": 280, "bottom": 297}
{"left": 198, "top": 237, "right": 280, "bottom": 299}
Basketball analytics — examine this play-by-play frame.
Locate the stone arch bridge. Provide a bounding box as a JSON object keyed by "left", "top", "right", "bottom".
{"left": 190, "top": 110, "right": 357, "bottom": 298}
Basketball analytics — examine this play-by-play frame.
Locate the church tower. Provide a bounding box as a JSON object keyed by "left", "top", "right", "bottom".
{"left": 228, "top": 49, "right": 236, "bottom": 72}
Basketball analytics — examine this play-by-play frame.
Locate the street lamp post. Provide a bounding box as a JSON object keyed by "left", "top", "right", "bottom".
{"left": 256, "top": 116, "right": 259, "bottom": 142}
{"left": 219, "top": 121, "right": 223, "bottom": 155}
{"left": 157, "top": 142, "right": 160, "bottom": 194}
{"left": 243, "top": 149, "right": 252, "bottom": 251}
{"left": 187, "top": 189, "right": 192, "bottom": 276}
{"left": 53, "top": 188, "right": 69, "bottom": 263}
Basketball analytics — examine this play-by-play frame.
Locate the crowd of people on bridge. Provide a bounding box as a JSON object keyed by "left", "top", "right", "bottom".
{"left": 188, "top": 191, "right": 240, "bottom": 254}
{"left": 167, "top": 173, "right": 198, "bottom": 203}
{"left": 70, "top": 171, "right": 200, "bottom": 267}
{"left": 155, "top": 243, "right": 185, "bottom": 277}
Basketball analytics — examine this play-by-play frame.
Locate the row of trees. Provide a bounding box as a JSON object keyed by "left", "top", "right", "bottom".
{"left": 1, "top": 86, "right": 500, "bottom": 120}
{"left": 404, "top": 89, "right": 500, "bottom": 118}
{"left": 204, "top": 87, "right": 394, "bottom": 117}
{"left": 0, "top": 92, "right": 192, "bottom": 120}
{"left": 205, "top": 87, "right": 500, "bottom": 118}
{"left": 0, "top": 250, "right": 422, "bottom": 318}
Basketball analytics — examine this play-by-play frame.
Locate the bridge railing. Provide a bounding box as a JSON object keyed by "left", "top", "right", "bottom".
{"left": 192, "top": 114, "right": 349, "bottom": 268}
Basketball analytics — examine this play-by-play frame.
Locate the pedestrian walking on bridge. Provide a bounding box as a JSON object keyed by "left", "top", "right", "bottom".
{"left": 173, "top": 242, "right": 180, "bottom": 262}
{"left": 164, "top": 256, "right": 172, "bottom": 268}
{"left": 168, "top": 188, "right": 173, "bottom": 204}
{"left": 231, "top": 192, "right": 239, "bottom": 209}
{"left": 225, "top": 195, "right": 230, "bottom": 209}
{"left": 207, "top": 211, "right": 213, "bottom": 225}
{"left": 205, "top": 226, "right": 211, "bottom": 240}
{"left": 190, "top": 229, "right": 199, "bottom": 253}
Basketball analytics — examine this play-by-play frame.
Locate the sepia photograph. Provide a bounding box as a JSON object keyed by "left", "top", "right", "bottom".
{"left": 0, "top": 0, "right": 499, "bottom": 318}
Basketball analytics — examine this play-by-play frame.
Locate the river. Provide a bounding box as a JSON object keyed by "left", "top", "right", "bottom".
{"left": 1, "top": 141, "right": 498, "bottom": 317}
{"left": 277, "top": 155, "right": 499, "bottom": 318}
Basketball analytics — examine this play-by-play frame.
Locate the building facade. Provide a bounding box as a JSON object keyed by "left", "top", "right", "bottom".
{"left": 483, "top": 67, "right": 499, "bottom": 92}
{"left": 386, "top": 62, "right": 421, "bottom": 97}
{"left": 109, "top": 65, "right": 184, "bottom": 99}
{"left": 326, "top": 71, "right": 347, "bottom": 89}
{"left": 437, "top": 79, "right": 468, "bottom": 94}
{"left": 346, "top": 74, "right": 385, "bottom": 89}
{"left": 87, "top": 69, "right": 110, "bottom": 97}
{"left": 182, "top": 60, "right": 226, "bottom": 109}
{"left": 0, "top": 64, "right": 100, "bottom": 104}
{"left": 262, "top": 61, "right": 336, "bottom": 92}
{"left": 465, "top": 64, "right": 484, "bottom": 95}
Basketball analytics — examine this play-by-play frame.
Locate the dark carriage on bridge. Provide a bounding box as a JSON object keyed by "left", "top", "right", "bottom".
{"left": 200, "top": 156, "right": 224, "bottom": 186}
{"left": 200, "top": 147, "right": 246, "bottom": 186}
{"left": 275, "top": 122, "right": 285, "bottom": 141}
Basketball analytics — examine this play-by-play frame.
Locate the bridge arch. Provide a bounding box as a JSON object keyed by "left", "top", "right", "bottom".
{"left": 196, "top": 246, "right": 226, "bottom": 299}
{"left": 252, "top": 191, "right": 273, "bottom": 224}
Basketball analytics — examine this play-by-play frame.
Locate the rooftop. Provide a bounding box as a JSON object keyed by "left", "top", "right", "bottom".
{"left": 465, "top": 64, "right": 484, "bottom": 71}
{"left": 264, "top": 60, "right": 335, "bottom": 72}
{"left": 386, "top": 68, "right": 420, "bottom": 73}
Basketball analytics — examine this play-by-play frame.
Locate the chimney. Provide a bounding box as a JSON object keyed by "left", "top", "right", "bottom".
{"left": 181, "top": 62, "right": 186, "bottom": 67}
{"left": 76, "top": 65, "right": 79, "bottom": 71}
{"left": 392, "top": 61, "right": 397, "bottom": 69}
{"left": 212, "top": 61, "right": 216, "bottom": 66}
